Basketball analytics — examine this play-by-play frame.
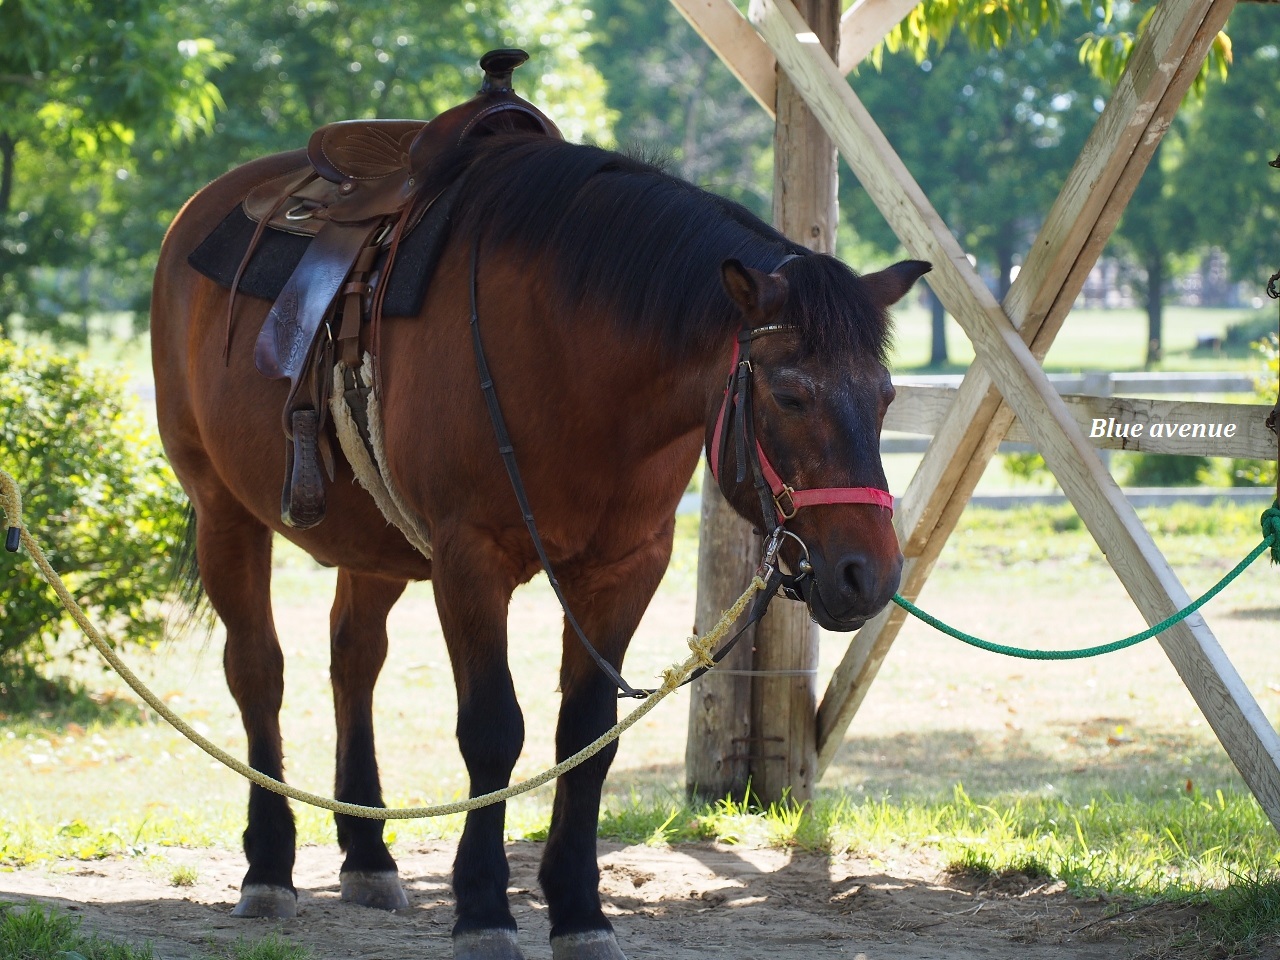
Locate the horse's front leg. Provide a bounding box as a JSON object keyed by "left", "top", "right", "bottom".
{"left": 433, "top": 532, "right": 527, "bottom": 960}
{"left": 330, "top": 568, "right": 410, "bottom": 909}
{"left": 540, "top": 524, "right": 675, "bottom": 960}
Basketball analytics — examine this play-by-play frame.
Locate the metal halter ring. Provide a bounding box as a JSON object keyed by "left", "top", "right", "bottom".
{"left": 760, "top": 527, "right": 813, "bottom": 581}
{"left": 778, "top": 529, "right": 813, "bottom": 580}
{"left": 284, "top": 203, "right": 317, "bottom": 222}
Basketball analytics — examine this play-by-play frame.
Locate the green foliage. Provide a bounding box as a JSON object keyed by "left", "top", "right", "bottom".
{"left": 0, "top": 0, "right": 228, "bottom": 336}
{"left": 0, "top": 340, "right": 187, "bottom": 683}
{"left": 1118, "top": 451, "right": 1212, "bottom": 487}
{"left": 1001, "top": 450, "right": 1052, "bottom": 486}
{"left": 587, "top": 0, "right": 773, "bottom": 216}
{"left": 1187, "top": 871, "right": 1280, "bottom": 959}
{"left": 1173, "top": 8, "right": 1280, "bottom": 286}
{"left": 1077, "top": 5, "right": 1231, "bottom": 99}
{"left": 1225, "top": 311, "right": 1279, "bottom": 350}
{"left": 846, "top": 4, "right": 1106, "bottom": 300}
{"left": 0, "top": 901, "right": 311, "bottom": 960}
{"left": 876, "top": 0, "right": 1065, "bottom": 65}
{"left": 221, "top": 934, "right": 313, "bottom": 960}
{"left": 1231, "top": 331, "right": 1279, "bottom": 487}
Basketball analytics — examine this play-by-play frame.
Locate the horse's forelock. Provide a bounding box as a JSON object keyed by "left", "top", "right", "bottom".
{"left": 780, "top": 255, "right": 894, "bottom": 366}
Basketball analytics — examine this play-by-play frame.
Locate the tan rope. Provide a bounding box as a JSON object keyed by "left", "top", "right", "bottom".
{"left": 0, "top": 467, "right": 763, "bottom": 820}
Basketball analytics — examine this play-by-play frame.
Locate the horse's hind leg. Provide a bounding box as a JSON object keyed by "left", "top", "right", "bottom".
{"left": 193, "top": 493, "right": 298, "bottom": 918}
{"left": 329, "top": 568, "right": 410, "bottom": 910}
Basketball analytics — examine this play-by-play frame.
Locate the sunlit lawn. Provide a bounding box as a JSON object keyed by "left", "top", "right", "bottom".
{"left": 5, "top": 503, "right": 1278, "bottom": 907}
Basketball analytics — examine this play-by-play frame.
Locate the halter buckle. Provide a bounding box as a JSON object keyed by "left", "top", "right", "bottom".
{"left": 774, "top": 485, "right": 798, "bottom": 521}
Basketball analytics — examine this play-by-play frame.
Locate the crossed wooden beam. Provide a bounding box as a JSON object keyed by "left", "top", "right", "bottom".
{"left": 669, "top": 0, "right": 1280, "bottom": 828}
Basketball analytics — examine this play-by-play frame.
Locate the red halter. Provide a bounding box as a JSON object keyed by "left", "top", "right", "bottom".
{"left": 709, "top": 332, "right": 894, "bottom": 527}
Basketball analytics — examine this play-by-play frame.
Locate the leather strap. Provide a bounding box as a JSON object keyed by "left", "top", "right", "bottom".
{"left": 254, "top": 219, "right": 382, "bottom": 383}
{"left": 467, "top": 239, "right": 651, "bottom": 699}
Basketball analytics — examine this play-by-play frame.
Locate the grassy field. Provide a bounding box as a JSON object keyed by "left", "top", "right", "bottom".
{"left": 5, "top": 503, "right": 1278, "bottom": 911}
{"left": 5, "top": 309, "right": 1278, "bottom": 954}
{"left": 887, "top": 302, "right": 1266, "bottom": 373}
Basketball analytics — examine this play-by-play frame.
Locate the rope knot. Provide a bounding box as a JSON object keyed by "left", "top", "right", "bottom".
{"left": 686, "top": 634, "right": 718, "bottom": 671}
{"left": 1262, "top": 500, "right": 1280, "bottom": 565}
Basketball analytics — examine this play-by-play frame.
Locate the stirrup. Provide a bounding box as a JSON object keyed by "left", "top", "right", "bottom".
{"left": 281, "top": 407, "right": 326, "bottom": 529}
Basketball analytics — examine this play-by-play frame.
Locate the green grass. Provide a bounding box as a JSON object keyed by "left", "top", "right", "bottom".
{"left": 6, "top": 492, "right": 1278, "bottom": 951}
{"left": 0, "top": 900, "right": 155, "bottom": 960}
{"left": 0, "top": 902, "right": 313, "bottom": 960}
{"left": 888, "top": 303, "right": 1262, "bottom": 373}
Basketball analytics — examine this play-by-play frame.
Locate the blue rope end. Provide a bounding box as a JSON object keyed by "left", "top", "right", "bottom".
{"left": 1262, "top": 500, "right": 1280, "bottom": 565}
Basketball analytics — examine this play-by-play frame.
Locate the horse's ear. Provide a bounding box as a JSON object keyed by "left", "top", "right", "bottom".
{"left": 862, "top": 259, "right": 932, "bottom": 307}
{"left": 721, "top": 259, "right": 787, "bottom": 322}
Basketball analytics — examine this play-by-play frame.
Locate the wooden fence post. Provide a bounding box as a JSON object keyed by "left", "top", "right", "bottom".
{"left": 686, "top": 465, "right": 759, "bottom": 803}
{"left": 747, "top": 0, "right": 841, "bottom": 807}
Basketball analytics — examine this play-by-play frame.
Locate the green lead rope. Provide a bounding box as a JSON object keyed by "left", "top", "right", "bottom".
{"left": 891, "top": 500, "right": 1280, "bottom": 661}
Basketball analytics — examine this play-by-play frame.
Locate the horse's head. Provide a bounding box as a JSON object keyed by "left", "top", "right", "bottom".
{"left": 709, "top": 255, "right": 931, "bottom": 632}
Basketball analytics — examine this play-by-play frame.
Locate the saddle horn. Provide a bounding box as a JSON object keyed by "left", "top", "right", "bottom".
{"left": 479, "top": 48, "right": 529, "bottom": 94}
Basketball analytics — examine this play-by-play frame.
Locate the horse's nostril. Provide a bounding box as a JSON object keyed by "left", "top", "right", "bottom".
{"left": 838, "top": 554, "right": 872, "bottom": 603}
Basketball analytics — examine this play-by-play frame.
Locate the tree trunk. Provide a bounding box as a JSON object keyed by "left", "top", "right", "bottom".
{"left": 686, "top": 465, "right": 760, "bottom": 803}
{"left": 995, "top": 227, "right": 1014, "bottom": 301}
{"left": 928, "top": 287, "right": 949, "bottom": 367}
{"left": 1145, "top": 250, "right": 1164, "bottom": 368}
{"left": 0, "top": 132, "right": 16, "bottom": 218}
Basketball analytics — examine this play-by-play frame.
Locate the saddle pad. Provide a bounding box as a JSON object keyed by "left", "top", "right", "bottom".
{"left": 186, "top": 178, "right": 462, "bottom": 319}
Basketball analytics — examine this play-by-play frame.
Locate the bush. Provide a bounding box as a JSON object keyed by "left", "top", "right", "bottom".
{"left": 1231, "top": 332, "right": 1278, "bottom": 488}
{"left": 0, "top": 340, "right": 186, "bottom": 684}
{"left": 1117, "top": 451, "right": 1213, "bottom": 487}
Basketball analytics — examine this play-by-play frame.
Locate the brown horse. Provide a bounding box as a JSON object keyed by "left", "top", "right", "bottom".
{"left": 151, "top": 130, "right": 928, "bottom": 959}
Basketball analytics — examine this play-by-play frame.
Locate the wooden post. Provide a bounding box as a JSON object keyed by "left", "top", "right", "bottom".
{"left": 746, "top": 0, "right": 840, "bottom": 807}
{"left": 686, "top": 465, "right": 759, "bottom": 803}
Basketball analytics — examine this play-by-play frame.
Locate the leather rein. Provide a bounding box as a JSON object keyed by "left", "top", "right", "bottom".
{"left": 468, "top": 245, "right": 892, "bottom": 698}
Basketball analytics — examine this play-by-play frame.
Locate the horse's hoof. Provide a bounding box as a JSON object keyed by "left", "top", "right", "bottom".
{"left": 340, "top": 869, "right": 409, "bottom": 910}
{"left": 453, "top": 928, "right": 526, "bottom": 960}
{"left": 231, "top": 884, "right": 298, "bottom": 918}
{"left": 550, "top": 930, "right": 627, "bottom": 960}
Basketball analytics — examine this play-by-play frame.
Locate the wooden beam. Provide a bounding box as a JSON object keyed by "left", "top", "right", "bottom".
{"left": 837, "top": 0, "right": 922, "bottom": 74}
{"left": 667, "top": 0, "right": 919, "bottom": 121}
{"left": 808, "top": 0, "right": 1238, "bottom": 773}
{"left": 886, "top": 386, "right": 1280, "bottom": 460}
{"left": 668, "top": 0, "right": 778, "bottom": 115}
{"left": 748, "top": 0, "right": 841, "bottom": 807}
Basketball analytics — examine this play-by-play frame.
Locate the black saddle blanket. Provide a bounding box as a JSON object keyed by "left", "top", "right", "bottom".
{"left": 187, "top": 182, "right": 461, "bottom": 319}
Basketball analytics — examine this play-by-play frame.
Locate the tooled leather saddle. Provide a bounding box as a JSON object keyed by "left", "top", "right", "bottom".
{"left": 226, "top": 49, "right": 560, "bottom": 530}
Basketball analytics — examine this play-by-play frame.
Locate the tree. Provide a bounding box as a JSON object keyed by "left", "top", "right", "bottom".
{"left": 0, "top": 0, "right": 225, "bottom": 338}
{"left": 1110, "top": 140, "right": 1200, "bottom": 367}
{"left": 587, "top": 0, "right": 774, "bottom": 216}
{"left": 843, "top": 5, "right": 1106, "bottom": 366}
{"left": 2, "top": 1, "right": 612, "bottom": 340}
{"left": 1174, "top": 4, "right": 1280, "bottom": 292}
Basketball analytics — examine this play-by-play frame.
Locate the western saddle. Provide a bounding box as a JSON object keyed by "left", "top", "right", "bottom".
{"left": 229, "top": 49, "right": 561, "bottom": 530}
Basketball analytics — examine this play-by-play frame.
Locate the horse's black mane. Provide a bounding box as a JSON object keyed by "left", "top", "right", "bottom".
{"left": 433, "top": 134, "right": 892, "bottom": 362}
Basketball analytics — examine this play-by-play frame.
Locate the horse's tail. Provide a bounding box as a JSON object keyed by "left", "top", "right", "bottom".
{"left": 164, "top": 503, "right": 214, "bottom": 642}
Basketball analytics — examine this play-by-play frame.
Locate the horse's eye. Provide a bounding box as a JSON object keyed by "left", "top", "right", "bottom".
{"left": 772, "top": 392, "right": 807, "bottom": 412}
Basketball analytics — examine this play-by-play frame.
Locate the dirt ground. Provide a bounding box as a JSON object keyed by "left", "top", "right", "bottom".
{"left": 2, "top": 839, "right": 1195, "bottom": 960}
